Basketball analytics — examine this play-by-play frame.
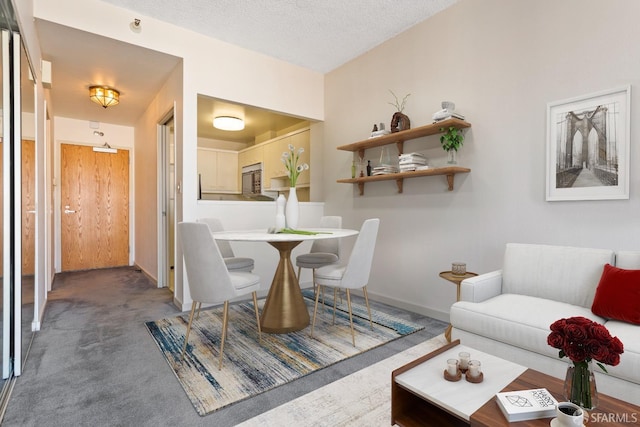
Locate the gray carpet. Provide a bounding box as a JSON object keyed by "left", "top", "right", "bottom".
{"left": 2, "top": 267, "right": 447, "bottom": 426}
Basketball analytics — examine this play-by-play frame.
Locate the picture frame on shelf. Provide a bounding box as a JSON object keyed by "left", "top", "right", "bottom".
{"left": 546, "top": 85, "right": 630, "bottom": 201}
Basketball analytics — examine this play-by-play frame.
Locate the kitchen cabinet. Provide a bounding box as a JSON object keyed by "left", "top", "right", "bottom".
{"left": 238, "top": 144, "right": 264, "bottom": 169}
{"left": 336, "top": 118, "right": 471, "bottom": 195}
{"left": 198, "top": 148, "right": 239, "bottom": 193}
{"left": 263, "top": 128, "right": 310, "bottom": 189}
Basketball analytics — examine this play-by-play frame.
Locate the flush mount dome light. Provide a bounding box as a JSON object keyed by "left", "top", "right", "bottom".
{"left": 213, "top": 116, "right": 244, "bottom": 131}
{"left": 89, "top": 86, "right": 120, "bottom": 108}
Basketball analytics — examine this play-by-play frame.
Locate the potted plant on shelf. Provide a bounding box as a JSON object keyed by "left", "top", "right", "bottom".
{"left": 440, "top": 126, "right": 465, "bottom": 164}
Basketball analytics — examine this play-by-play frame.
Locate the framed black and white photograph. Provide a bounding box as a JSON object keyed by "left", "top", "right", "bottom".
{"left": 546, "top": 86, "right": 630, "bottom": 201}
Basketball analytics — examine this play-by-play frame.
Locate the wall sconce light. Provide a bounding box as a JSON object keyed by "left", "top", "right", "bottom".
{"left": 93, "top": 142, "right": 117, "bottom": 154}
{"left": 89, "top": 86, "right": 120, "bottom": 108}
{"left": 213, "top": 116, "right": 245, "bottom": 131}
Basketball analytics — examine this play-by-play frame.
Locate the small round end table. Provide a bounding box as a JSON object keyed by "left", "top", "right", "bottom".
{"left": 439, "top": 270, "right": 477, "bottom": 342}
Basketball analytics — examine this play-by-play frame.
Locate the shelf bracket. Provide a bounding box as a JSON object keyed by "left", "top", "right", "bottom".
{"left": 395, "top": 178, "right": 404, "bottom": 193}
{"left": 357, "top": 182, "right": 365, "bottom": 196}
{"left": 446, "top": 174, "right": 455, "bottom": 191}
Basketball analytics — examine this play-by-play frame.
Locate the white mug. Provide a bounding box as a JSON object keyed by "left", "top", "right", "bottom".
{"left": 556, "top": 402, "right": 583, "bottom": 426}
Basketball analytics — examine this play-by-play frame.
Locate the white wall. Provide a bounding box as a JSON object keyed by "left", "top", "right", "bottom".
{"left": 323, "top": 0, "right": 640, "bottom": 321}
{"left": 33, "top": 0, "right": 325, "bottom": 310}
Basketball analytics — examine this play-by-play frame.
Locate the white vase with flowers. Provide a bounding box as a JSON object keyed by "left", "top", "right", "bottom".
{"left": 281, "top": 144, "right": 309, "bottom": 229}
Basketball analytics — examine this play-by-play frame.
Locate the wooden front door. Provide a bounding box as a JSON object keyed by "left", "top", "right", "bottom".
{"left": 60, "top": 144, "right": 129, "bottom": 271}
{"left": 21, "top": 140, "right": 35, "bottom": 275}
{"left": 0, "top": 139, "right": 35, "bottom": 276}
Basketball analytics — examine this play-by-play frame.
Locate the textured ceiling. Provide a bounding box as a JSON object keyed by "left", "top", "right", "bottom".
{"left": 99, "top": 0, "right": 458, "bottom": 73}
{"left": 34, "top": 1, "right": 458, "bottom": 142}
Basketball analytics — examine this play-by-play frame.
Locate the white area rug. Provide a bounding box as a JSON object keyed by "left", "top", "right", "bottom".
{"left": 238, "top": 334, "right": 448, "bottom": 426}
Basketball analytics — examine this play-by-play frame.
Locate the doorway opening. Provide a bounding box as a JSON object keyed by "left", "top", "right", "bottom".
{"left": 158, "top": 113, "right": 175, "bottom": 292}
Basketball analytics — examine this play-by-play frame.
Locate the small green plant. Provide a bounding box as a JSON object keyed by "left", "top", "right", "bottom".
{"left": 388, "top": 90, "right": 410, "bottom": 113}
{"left": 439, "top": 127, "right": 465, "bottom": 152}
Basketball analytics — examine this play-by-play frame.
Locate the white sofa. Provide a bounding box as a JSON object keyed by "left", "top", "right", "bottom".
{"left": 450, "top": 243, "right": 640, "bottom": 405}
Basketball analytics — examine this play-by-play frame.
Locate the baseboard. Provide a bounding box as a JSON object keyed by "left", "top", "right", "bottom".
{"left": 134, "top": 263, "right": 158, "bottom": 286}
{"left": 359, "top": 289, "right": 450, "bottom": 323}
{"left": 298, "top": 282, "right": 450, "bottom": 323}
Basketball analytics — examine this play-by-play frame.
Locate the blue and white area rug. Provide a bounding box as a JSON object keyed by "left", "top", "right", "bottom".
{"left": 145, "top": 291, "right": 424, "bottom": 416}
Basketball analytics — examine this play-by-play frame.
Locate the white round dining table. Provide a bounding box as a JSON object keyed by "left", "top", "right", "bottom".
{"left": 212, "top": 228, "right": 358, "bottom": 333}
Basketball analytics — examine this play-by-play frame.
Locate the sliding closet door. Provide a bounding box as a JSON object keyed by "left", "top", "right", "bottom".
{"left": 1, "top": 28, "right": 9, "bottom": 381}
{"left": 0, "top": 28, "right": 25, "bottom": 379}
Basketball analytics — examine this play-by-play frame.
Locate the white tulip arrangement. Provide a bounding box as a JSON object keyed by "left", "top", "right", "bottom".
{"left": 281, "top": 144, "right": 309, "bottom": 187}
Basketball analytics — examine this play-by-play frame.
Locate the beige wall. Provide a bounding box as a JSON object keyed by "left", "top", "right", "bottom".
{"left": 323, "top": 0, "right": 640, "bottom": 320}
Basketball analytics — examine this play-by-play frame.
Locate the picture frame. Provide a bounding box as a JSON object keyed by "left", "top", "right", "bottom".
{"left": 546, "top": 85, "right": 631, "bottom": 201}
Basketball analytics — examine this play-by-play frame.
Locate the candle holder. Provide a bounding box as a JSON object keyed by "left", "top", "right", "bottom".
{"left": 452, "top": 262, "right": 467, "bottom": 276}
{"left": 444, "top": 358, "right": 461, "bottom": 382}
{"left": 458, "top": 351, "right": 470, "bottom": 373}
{"left": 465, "top": 360, "right": 483, "bottom": 383}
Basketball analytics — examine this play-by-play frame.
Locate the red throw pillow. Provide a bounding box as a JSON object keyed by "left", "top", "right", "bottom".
{"left": 591, "top": 263, "right": 640, "bottom": 325}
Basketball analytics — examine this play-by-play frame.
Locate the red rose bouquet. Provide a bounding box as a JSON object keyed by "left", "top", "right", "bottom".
{"left": 547, "top": 316, "right": 624, "bottom": 409}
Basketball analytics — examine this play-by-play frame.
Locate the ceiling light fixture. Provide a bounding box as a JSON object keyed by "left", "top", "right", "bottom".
{"left": 213, "top": 116, "right": 245, "bottom": 131}
{"left": 89, "top": 86, "right": 120, "bottom": 109}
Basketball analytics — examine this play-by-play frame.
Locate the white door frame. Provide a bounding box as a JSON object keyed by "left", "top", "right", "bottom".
{"left": 157, "top": 107, "right": 175, "bottom": 289}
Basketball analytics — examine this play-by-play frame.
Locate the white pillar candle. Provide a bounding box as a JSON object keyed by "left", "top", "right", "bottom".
{"left": 446, "top": 358, "right": 459, "bottom": 376}
{"left": 458, "top": 352, "right": 470, "bottom": 370}
{"left": 468, "top": 360, "right": 481, "bottom": 377}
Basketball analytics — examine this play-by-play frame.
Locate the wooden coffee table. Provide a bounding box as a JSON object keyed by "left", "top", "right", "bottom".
{"left": 392, "top": 340, "right": 640, "bottom": 427}
{"left": 471, "top": 369, "right": 640, "bottom": 426}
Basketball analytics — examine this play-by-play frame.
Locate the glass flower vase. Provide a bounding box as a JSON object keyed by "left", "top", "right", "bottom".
{"left": 285, "top": 187, "right": 299, "bottom": 229}
{"left": 447, "top": 149, "right": 457, "bottom": 164}
{"left": 564, "top": 360, "right": 598, "bottom": 410}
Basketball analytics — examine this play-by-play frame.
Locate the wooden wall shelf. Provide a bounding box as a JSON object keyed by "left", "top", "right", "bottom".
{"left": 336, "top": 118, "right": 472, "bottom": 195}
{"left": 337, "top": 166, "right": 470, "bottom": 195}
{"left": 337, "top": 118, "right": 471, "bottom": 159}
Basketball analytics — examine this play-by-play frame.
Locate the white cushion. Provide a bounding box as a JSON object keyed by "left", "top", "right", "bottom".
{"left": 600, "top": 320, "right": 640, "bottom": 384}
{"left": 502, "top": 243, "right": 614, "bottom": 308}
{"left": 315, "top": 264, "right": 347, "bottom": 283}
{"left": 450, "top": 294, "right": 605, "bottom": 359}
{"left": 229, "top": 271, "right": 260, "bottom": 291}
{"left": 615, "top": 251, "right": 640, "bottom": 269}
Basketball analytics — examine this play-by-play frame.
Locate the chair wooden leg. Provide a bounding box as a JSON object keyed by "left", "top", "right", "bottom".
{"left": 252, "top": 291, "right": 262, "bottom": 343}
{"left": 219, "top": 301, "right": 229, "bottom": 370}
{"left": 196, "top": 302, "right": 202, "bottom": 319}
{"left": 179, "top": 301, "right": 198, "bottom": 365}
{"left": 362, "top": 286, "right": 373, "bottom": 330}
{"left": 346, "top": 289, "right": 355, "bottom": 347}
{"left": 297, "top": 266, "right": 301, "bottom": 279}
{"left": 310, "top": 284, "right": 323, "bottom": 338}
{"left": 332, "top": 287, "right": 338, "bottom": 324}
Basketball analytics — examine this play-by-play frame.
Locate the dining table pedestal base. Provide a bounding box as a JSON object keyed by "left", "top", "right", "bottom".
{"left": 261, "top": 241, "right": 310, "bottom": 333}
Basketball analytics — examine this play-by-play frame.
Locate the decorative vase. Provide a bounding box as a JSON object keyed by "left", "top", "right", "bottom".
{"left": 564, "top": 360, "right": 597, "bottom": 410}
{"left": 275, "top": 194, "right": 286, "bottom": 230}
{"left": 285, "top": 187, "right": 299, "bottom": 229}
{"left": 447, "top": 149, "right": 457, "bottom": 165}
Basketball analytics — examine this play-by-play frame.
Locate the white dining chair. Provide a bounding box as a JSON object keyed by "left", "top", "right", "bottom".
{"left": 198, "top": 217, "right": 255, "bottom": 272}
{"left": 178, "top": 222, "right": 261, "bottom": 370}
{"left": 311, "top": 218, "right": 380, "bottom": 346}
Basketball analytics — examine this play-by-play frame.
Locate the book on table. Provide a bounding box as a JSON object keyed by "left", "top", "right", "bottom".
{"left": 495, "top": 388, "right": 558, "bottom": 422}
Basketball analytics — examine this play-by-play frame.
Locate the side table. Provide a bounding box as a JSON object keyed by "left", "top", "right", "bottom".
{"left": 439, "top": 270, "right": 477, "bottom": 342}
